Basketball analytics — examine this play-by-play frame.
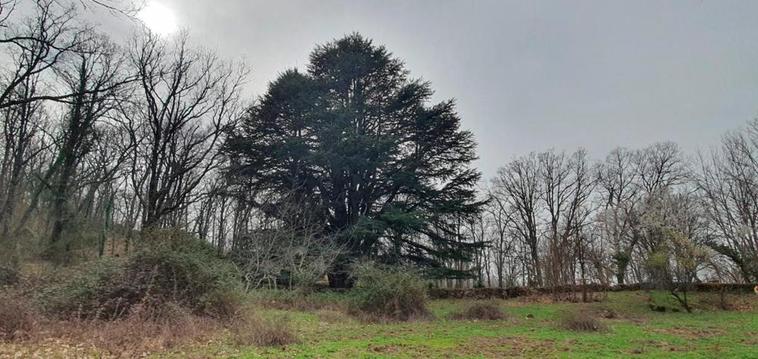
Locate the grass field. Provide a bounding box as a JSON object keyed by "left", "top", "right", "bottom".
{"left": 2, "top": 290, "right": 756, "bottom": 358}
{"left": 186, "top": 290, "right": 758, "bottom": 358}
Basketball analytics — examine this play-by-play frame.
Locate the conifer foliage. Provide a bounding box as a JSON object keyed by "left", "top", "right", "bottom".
{"left": 225, "top": 34, "right": 482, "bottom": 287}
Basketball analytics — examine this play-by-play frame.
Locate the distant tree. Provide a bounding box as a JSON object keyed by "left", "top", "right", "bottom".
{"left": 642, "top": 193, "right": 710, "bottom": 313}
{"left": 490, "top": 153, "right": 542, "bottom": 286}
{"left": 226, "top": 34, "right": 482, "bottom": 287}
{"left": 485, "top": 190, "right": 520, "bottom": 288}
{"left": 596, "top": 147, "right": 639, "bottom": 284}
{"left": 697, "top": 120, "right": 758, "bottom": 282}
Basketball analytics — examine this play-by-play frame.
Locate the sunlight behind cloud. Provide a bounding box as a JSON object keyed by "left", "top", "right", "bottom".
{"left": 137, "top": 2, "right": 178, "bottom": 36}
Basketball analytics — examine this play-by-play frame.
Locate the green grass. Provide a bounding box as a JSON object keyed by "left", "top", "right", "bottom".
{"left": 2, "top": 290, "right": 755, "bottom": 358}
{"left": 164, "top": 290, "right": 758, "bottom": 358}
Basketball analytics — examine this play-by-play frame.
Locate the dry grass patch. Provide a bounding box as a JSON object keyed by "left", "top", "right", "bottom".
{"left": 80, "top": 307, "right": 219, "bottom": 355}
{"left": 230, "top": 315, "right": 298, "bottom": 348}
{"left": 556, "top": 309, "right": 607, "bottom": 332}
{"left": 1, "top": 289, "right": 221, "bottom": 356}
{"left": 316, "top": 309, "right": 350, "bottom": 323}
{"left": 0, "top": 291, "right": 37, "bottom": 341}
{"left": 450, "top": 301, "right": 506, "bottom": 321}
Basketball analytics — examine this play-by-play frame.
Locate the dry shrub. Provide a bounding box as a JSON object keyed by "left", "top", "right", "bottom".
{"left": 0, "top": 300, "right": 218, "bottom": 355}
{"left": 0, "top": 291, "right": 37, "bottom": 341}
{"left": 348, "top": 262, "right": 430, "bottom": 322}
{"left": 557, "top": 309, "right": 607, "bottom": 332}
{"left": 451, "top": 302, "right": 506, "bottom": 321}
{"left": 38, "top": 303, "right": 219, "bottom": 356}
{"left": 37, "top": 230, "right": 242, "bottom": 321}
{"left": 230, "top": 315, "right": 298, "bottom": 347}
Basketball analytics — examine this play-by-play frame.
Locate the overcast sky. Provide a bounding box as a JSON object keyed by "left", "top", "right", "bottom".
{"left": 103, "top": 0, "right": 758, "bottom": 179}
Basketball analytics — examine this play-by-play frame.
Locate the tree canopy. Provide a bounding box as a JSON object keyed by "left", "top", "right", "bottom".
{"left": 225, "top": 33, "right": 482, "bottom": 287}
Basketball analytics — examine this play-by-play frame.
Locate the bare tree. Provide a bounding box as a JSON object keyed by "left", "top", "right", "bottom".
{"left": 485, "top": 191, "right": 519, "bottom": 287}
{"left": 0, "top": 0, "right": 91, "bottom": 109}
{"left": 0, "top": 72, "right": 48, "bottom": 250}
{"left": 697, "top": 120, "right": 758, "bottom": 282}
{"left": 491, "top": 153, "right": 542, "bottom": 286}
{"left": 231, "top": 195, "right": 343, "bottom": 290}
{"left": 47, "top": 34, "right": 131, "bottom": 252}
{"left": 596, "top": 147, "right": 640, "bottom": 284}
{"left": 127, "top": 31, "right": 247, "bottom": 229}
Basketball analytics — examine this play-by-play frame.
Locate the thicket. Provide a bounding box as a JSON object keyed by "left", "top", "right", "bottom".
{"left": 35, "top": 230, "right": 242, "bottom": 320}
{"left": 348, "top": 262, "right": 430, "bottom": 321}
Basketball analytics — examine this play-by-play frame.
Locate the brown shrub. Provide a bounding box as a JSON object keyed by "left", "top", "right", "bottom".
{"left": 349, "top": 262, "right": 430, "bottom": 322}
{"left": 60, "top": 304, "right": 218, "bottom": 356}
{"left": 230, "top": 315, "right": 298, "bottom": 347}
{"left": 557, "top": 310, "right": 607, "bottom": 332}
{"left": 1, "top": 289, "right": 219, "bottom": 355}
{"left": 0, "top": 292, "right": 36, "bottom": 341}
{"left": 450, "top": 302, "right": 506, "bottom": 321}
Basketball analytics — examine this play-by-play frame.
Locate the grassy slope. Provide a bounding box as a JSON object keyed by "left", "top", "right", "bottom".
{"left": 174, "top": 291, "right": 757, "bottom": 359}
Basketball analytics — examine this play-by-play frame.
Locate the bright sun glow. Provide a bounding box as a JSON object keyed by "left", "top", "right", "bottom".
{"left": 138, "top": 2, "right": 178, "bottom": 36}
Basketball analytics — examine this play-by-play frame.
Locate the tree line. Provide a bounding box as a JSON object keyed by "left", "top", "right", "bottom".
{"left": 1, "top": 1, "right": 755, "bottom": 292}
{"left": 464, "top": 135, "right": 758, "bottom": 292}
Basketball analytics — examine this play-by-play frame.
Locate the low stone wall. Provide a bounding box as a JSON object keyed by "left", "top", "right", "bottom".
{"left": 427, "top": 283, "right": 757, "bottom": 300}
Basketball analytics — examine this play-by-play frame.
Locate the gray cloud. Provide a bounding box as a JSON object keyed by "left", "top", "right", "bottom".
{"left": 131, "top": 0, "right": 758, "bottom": 178}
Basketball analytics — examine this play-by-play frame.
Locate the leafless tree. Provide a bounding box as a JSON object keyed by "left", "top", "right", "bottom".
{"left": 231, "top": 195, "right": 343, "bottom": 290}
{"left": 596, "top": 147, "right": 639, "bottom": 284}
{"left": 127, "top": 31, "right": 247, "bottom": 229}
{"left": 0, "top": 0, "right": 91, "bottom": 109}
{"left": 485, "top": 191, "right": 520, "bottom": 287}
{"left": 47, "top": 33, "right": 132, "bottom": 251}
{"left": 491, "top": 153, "right": 542, "bottom": 286}
{"left": 697, "top": 120, "right": 758, "bottom": 282}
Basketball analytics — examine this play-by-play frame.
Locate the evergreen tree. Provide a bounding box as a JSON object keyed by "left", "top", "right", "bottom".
{"left": 226, "top": 34, "right": 482, "bottom": 287}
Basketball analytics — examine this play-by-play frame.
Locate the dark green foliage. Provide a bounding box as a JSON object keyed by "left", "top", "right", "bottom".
{"left": 37, "top": 230, "right": 242, "bottom": 320}
{"left": 35, "top": 257, "right": 125, "bottom": 317}
{"left": 348, "top": 262, "right": 429, "bottom": 321}
{"left": 225, "top": 33, "right": 483, "bottom": 286}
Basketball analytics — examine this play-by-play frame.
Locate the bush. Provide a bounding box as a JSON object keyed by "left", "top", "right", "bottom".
{"left": 35, "top": 257, "right": 125, "bottom": 318}
{"left": 37, "top": 229, "right": 242, "bottom": 320}
{"left": 451, "top": 302, "right": 506, "bottom": 321}
{"left": 348, "top": 262, "right": 429, "bottom": 321}
{"left": 121, "top": 232, "right": 242, "bottom": 318}
{"left": 0, "top": 291, "right": 36, "bottom": 341}
{"left": 557, "top": 309, "right": 607, "bottom": 332}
